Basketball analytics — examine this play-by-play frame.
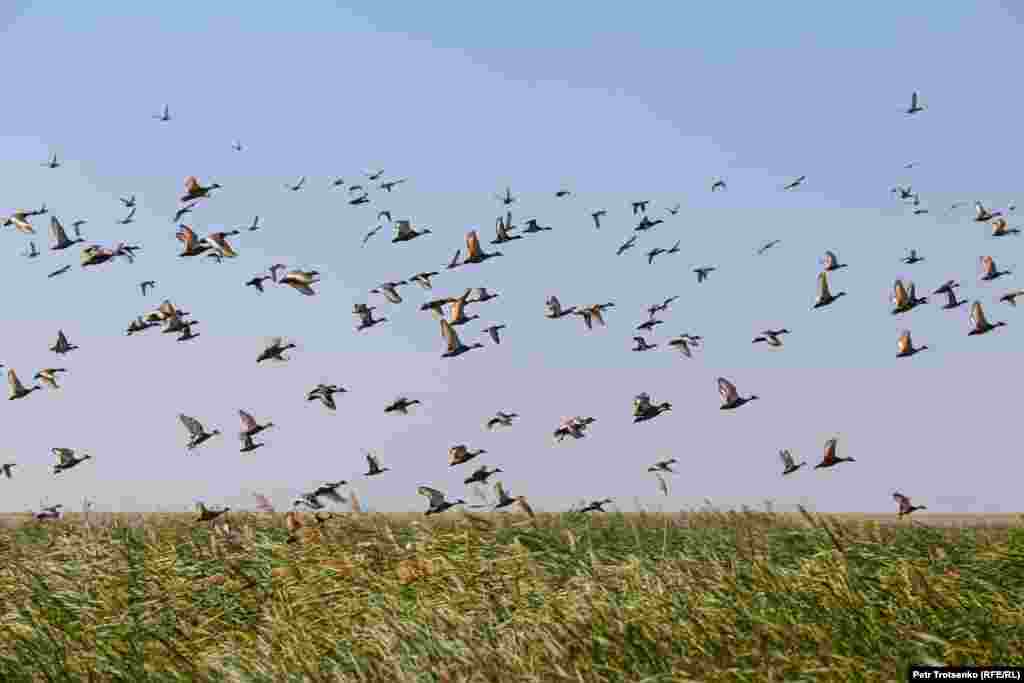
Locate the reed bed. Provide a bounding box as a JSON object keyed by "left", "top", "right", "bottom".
{"left": 1, "top": 509, "right": 1022, "bottom": 682}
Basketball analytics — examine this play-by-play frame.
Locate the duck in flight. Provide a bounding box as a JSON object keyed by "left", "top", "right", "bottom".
{"left": 419, "top": 486, "right": 465, "bottom": 516}
{"left": 34, "top": 368, "right": 67, "bottom": 390}
{"left": 933, "top": 280, "right": 966, "bottom": 310}
{"left": 257, "top": 337, "right": 296, "bottom": 363}
{"left": 482, "top": 324, "right": 506, "bottom": 345}
{"left": 667, "top": 334, "right": 701, "bottom": 358}
{"left": 891, "top": 279, "right": 927, "bottom": 314}
{"left": 380, "top": 178, "right": 407, "bottom": 192}
{"left": 783, "top": 175, "right": 806, "bottom": 190}
{"left": 821, "top": 250, "right": 847, "bottom": 271}
{"left": 578, "top": 499, "right": 614, "bottom": 513}
{"left": 694, "top": 266, "right": 715, "bottom": 283}
{"left": 968, "top": 301, "right": 1006, "bottom": 336}
{"left": 902, "top": 249, "right": 924, "bottom": 265}
{"left": 813, "top": 271, "right": 846, "bottom": 309}
{"left": 779, "top": 449, "right": 806, "bottom": 476}
{"left": 246, "top": 275, "right": 272, "bottom": 293}
{"left": 646, "top": 296, "right": 678, "bottom": 318}
{"left": 574, "top": 303, "right": 614, "bottom": 331}
{"left": 893, "top": 492, "right": 927, "bottom": 517}
{"left": 634, "top": 215, "right": 663, "bottom": 232}
{"left": 632, "top": 392, "right": 672, "bottom": 423}
{"left": 496, "top": 187, "right": 515, "bottom": 206}
{"left": 752, "top": 329, "right": 789, "bottom": 347}
{"left": 440, "top": 319, "right": 483, "bottom": 358}
{"left": 52, "top": 448, "right": 92, "bottom": 475}
{"left": 50, "top": 217, "right": 85, "bottom": 251}
{"left": 545, "top": 296, "right": 576, "bottom": 319}
{"left": 464, "top": 465, "right": 502, "bottom": 485}
{"left": 896, "top": 329, "right": 928, "bottom": 358}
{"left": 632, "top": 336, "right": 657, "bottom": 352}
{"left": 717, "top": 377, "right": 757, "bottom": 410}
{"left": 905, "top": 91, "right": 924, "bottom": 115}
{"left": 521, "top": 218, "right": 553, "bottom": 234}
{"left": 998, "top": 290, "right": 1024, "bottom": 306}
{"left": 814, "top": 438, "right": 854, "bottom": 469}
{"left": 279, "top": 270, "right": 320, "bottom": 296}
{"left": 457, "top": 230, "right": 502, "bottom": 265}
{"left": 616, "top": 235, "right": 637, "bottom": 256}
{"left": 648, "top": 458, "right": 677, "bottom": 473}
{"left": 979, "top": 255, "right": 1011, "bottom": 281}
{"left": 385, "top": 397, "right": 421, "bottom": 415}
{"left": 492, "top": 213, "right": 521, "bottom": 244}
{"left": 646, "top": 241, "right": 680, "bottom": 265}
{"left": 975, "top": 202, "right": 1002, "bottom": 223}
{"left": 991, "top": 218, "right": 1021, "bottom": 237}
{"left": 365, "top": 452, "right": 390, "bottom": 476}
{"left": 8, "top": 369, "right": 40, "bottom": 400}
{"left": 179, "top": 414, "right": 220, "bottom": 451}
{"left": 180, "top": 176, "right": 221, "bottom": 202}
{"left": 354, "top": 303, "right": 387, "bottom": 331}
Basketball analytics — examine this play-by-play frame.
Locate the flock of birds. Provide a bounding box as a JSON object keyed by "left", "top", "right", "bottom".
{"left": 4, "top": 91, "right": 1016, "bottom": 525}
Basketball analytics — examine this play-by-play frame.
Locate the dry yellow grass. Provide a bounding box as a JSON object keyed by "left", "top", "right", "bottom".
{"left": 1, "top": 508, "right": 1022, "bottom": 681}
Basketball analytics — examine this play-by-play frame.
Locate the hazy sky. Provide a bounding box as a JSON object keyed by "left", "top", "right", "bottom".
{"left": 1, "top": 2, "right": 1022, "bottom": 514}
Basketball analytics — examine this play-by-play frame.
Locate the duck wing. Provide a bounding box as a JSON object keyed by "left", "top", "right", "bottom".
{"left": 897, "top": 330, "right": 912, "bottom": 354}
{"left": 179, "top": 414, "right": 204, "bottom": 437}
{"left": 822, "top": 438, "right": 838, "bottom": 465}
{"left": 239, "top": 409, "right": 258, "bottom": 431}
{"left": 717, "top": 377, "right": 738, "bottom": 405}
{"left": 418, "top": 486, "right": 445, "bottom": 508}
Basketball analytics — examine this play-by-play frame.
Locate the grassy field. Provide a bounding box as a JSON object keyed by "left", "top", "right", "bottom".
{"left": 1, "top": 508, "right": 1022, "bottom": 682}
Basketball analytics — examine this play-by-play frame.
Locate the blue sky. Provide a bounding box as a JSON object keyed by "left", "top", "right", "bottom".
{"left": 1, "top": 2, "right": 1021, "bottom": 514}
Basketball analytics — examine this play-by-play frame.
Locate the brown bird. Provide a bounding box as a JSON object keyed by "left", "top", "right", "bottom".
{"left": 999, "top": 290, "right": 1024, "bottom": 306}
{"left": 968, "top": 301, "right": 1006, "bottom": 336}
{"left": 979, "top": 255, "right": 1011, "bottom": 281}
{"left": 893, "top": 492, "right": 927, "bottom": 517}
{"left": 8, "top": 369, "right": 41, "bottom": 400}
{"left": 181, "top": 176, "right": 222, "bottom": 202}
{"left": 896, "top": 330, "right": 928, "bottom": 358}
{"left": 458, "top": 230, "right": 502, "bottom": 266}
{"left": 574, "top": 303, "right": 613, "bottom": 330}
{"left": 176, "top": 225, "right": 211, "bottom": 258}
{"left": 279, "top": 270, "right": 320, "bottom": 296}
{"left": 195, "top": 502, "right": 230, "bottom": 523}
{"left": 814, "top": 438, "right": 855, "bottom": 469}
